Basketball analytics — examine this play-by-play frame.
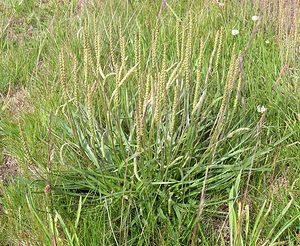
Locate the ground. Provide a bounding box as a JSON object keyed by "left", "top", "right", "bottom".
{"left": 0, "top": 0, "right": 299, "bottom": 245}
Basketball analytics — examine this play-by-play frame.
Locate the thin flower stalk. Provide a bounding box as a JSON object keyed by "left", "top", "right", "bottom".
{"left": 59, "top": 48, "right": 67, "bottom": 101}
{"left": 119, "top": 24, "right": 126, "bottom": 68}
{"left": 161, "top": 46, "right": 167, "bottom": 114}
{"left": 95, "top": 29, "right": 101, "bottom": 77}
{"left": 72, "top": 55, "right": 79, "bottom": 107}
{"left": 154, "top": 73, "right": 162, "bottom": 124}
{"left": 192, "top": 38, "right": 204, "bottom": 112}
{"left": 83, "top": 31, "right": 93, "bottom": 89}
{"left": 214, "top": 28, "right": 223, "bottom": 74}
{"left": 115, "top": 63, "right": 120, "bottom": 106}
{"left": 109, "top": 23, "right": 116, "bottom": 68}
{"left": 151, "top": 22, "right": 159, "bottom": 70}
{"left": 171, "top": 79, "right": 180, "bottom": 135}
{"left": 184, "top": 12, "right": 193, "bottom": 93}
{"left": 176, "top": 19, "right": 180, "bottom": 60}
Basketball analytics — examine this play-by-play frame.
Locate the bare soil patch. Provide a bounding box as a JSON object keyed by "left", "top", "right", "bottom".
{"left": 1, "top": 88, "right": 32, "bottom": 117}
{"left": 0, "top": 155, "right": 18, "bottom": 185}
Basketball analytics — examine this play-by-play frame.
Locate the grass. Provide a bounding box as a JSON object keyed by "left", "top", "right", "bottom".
{"left": 0, "top": 0, "right": 299, "bottom": 245}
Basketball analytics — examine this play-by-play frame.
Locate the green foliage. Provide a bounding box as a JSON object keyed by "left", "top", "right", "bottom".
{"left": 0, "top": 0, "right": 299, "bottom": 245}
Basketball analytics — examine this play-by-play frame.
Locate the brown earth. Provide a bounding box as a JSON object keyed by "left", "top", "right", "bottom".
{"left": 0, "top": 155, "right": 19, "bottom": 188}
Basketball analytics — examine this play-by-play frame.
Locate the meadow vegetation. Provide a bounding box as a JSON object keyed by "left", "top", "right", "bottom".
{"left": 0, "top": 0, "right": 299, "bottom": 245}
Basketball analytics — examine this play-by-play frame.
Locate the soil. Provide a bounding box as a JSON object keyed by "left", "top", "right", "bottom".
{"left": 5, "top": 88, "right": 32, "bottom": 117}
{"left": 0, "top": 155, "right": 18, "bottom": 186}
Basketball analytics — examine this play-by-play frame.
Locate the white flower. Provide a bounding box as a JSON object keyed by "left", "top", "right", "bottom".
{"left": 231, "top": 29, "right": 239, "bottom": 36}
{"left": 252, "top": 16, "right": 260, "bottom": 21}
{"left": 265, "top": 40, "right": 270, "bottom": 44}
{"left": 257, "top": 105, "right": 267, "bottom": 113}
